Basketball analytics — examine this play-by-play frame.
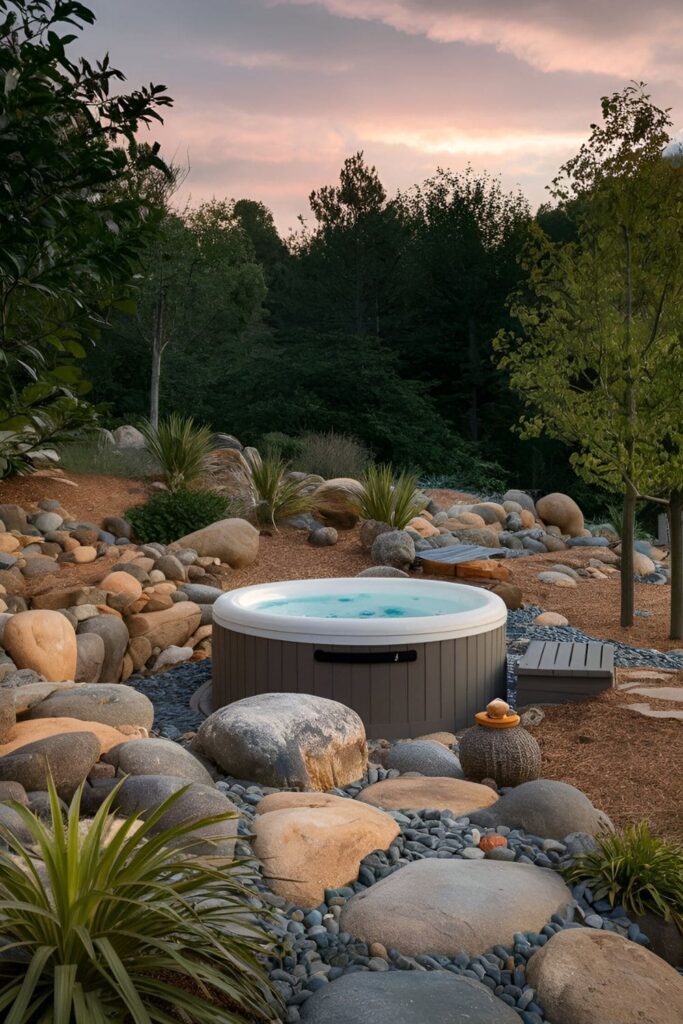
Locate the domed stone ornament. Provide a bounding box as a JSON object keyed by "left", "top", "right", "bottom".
{"left": 459, "top": 699, "right": 541, "bottom": 787}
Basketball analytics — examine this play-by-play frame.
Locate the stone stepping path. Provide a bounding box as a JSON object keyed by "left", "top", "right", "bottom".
{"left": 339, "top": 859, "right": 571, "bottom": 958}
{"left": 623, "top": 703, "right": 683, "bottom": 721}
{"left": 300, "top": 970, "right": 520, "bottom": 1024}
{"left": 357, "top": 776, "right": 497, "bottom": 816}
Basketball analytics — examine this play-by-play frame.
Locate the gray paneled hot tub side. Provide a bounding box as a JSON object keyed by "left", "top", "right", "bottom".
{"left": 211, "top": 579, "right": 507, "bottom": 740}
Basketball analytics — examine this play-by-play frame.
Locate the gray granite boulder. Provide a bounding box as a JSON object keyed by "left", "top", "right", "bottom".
{"left": 503, "top": 490, "right": 537, "bottom": 515}
{"left": 28, "top": 683, "right": 154, "bottom": 732}
{"left": 468, "top": 779, "right": 613, "bottom": 840}
{"left": 77, "top": 615, "right": 129, "bottom": 683}
{"left": 193, "top": 692, "right": 367, "bottom": 791}
{"left": 301, "top": 971, "right": 519, "bottom": 1024}
{"left": 385, "top": 740, "right": 463, "bottom": 779}
{"left": 340, "top": 858, "right": 571, "bottom": 957}
{"left": 114, "top": 775, "right": 238, "bottom": 857}
{"left": 104, "top": 738, "right": 213, "bottom": 785}
{"left": 179, "top": 583, "right": 223, "bottom": 604}
{"left": 357, "top": 566, "right": 409, "bottom": 578}
{"left": 75, "top": 632, "right": 105, "bottom": 683}
{"left": 371, "top": 530, "right": 415, "bottom": 571}
{"left": 0, "top": 731, "right": 100, "bottom": 799}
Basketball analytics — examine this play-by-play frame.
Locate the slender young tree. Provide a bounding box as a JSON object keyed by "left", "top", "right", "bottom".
{"left": 496, "top": 85, "right": 683, "bottom": 628}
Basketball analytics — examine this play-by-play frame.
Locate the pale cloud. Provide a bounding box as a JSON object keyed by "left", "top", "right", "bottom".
{"left": 364, "top": 127, "right": 588, "bottom": 158}
{"left": 277, "top": 0, "right": 683, "bottom": 80}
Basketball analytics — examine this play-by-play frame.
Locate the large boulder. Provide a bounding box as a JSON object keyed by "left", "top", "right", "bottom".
{"left": 0, "top": 731, "right": 100, "bottom": 798}
{"left": 339, "top": 859, "right": 571, "bottom": 957}
{"left": 114, "top": 775, "right": 238, "bottom": 857}
{"left": 112, "top": 424, "right": 146, "bottom": 448}
{"left": 0, "top": 717, "right": 142, "bottom": 757}
{"left": 468, "top": 779, "right": 613, "bottom": 840}
{"left": 452, "top": 527, "right": 501, "bottom": 547}
{"left": 75, "top": 632, "right": 105, "bottom": 683}
{"left": 300, "top": 971, "right": 520, "bottom": 1024}
{"left": 77, "top": 615, "right": 129, "bottom": 683}
{"left": 357, "top": 777, "right": 497, "bottom": 816}
{"left": 103, "top": 738, "right": 213, "bottom": 785}
{"left": 385, "top": 740, "right": 463, "bottom": 778}
{"left": 28, "top": 683, "right": 154, "bottom": 732}
{"left": 175, "top": 518, "right": 259, "bottom": 568}
{"left": 253, "top": 792, "right": 399, "bottom": 906}
{"left": 503, "top": 490, "right": 537, "bottom": 516}
{"left": 371, "top": 530, "right": 415, "bottom": 571}
{"left": 193, "top": 693, "right": 368, "bottom": 791}
{"left": 311, "top": 478, "right": 364, "bottom": 529}
{"left": 3, "top": 610, "right": 77, "bottom": 682}
{"left": 527, "top": 928, "right": 683, "bottom": 1024}
{"left": 126, "top": 602, "right": 201, "bottom": 650}
{"left": 536, "top": 493, "right": 584, "bottom": 537}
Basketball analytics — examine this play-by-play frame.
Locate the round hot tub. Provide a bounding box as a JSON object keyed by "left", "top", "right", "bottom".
{"left": 212, "top": 577, "right": 507, "bottom": 739}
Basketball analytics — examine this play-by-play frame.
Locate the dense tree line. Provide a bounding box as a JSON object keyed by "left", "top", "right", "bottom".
{"left": 87, "top": 154, "right": 588, "bottom": 497}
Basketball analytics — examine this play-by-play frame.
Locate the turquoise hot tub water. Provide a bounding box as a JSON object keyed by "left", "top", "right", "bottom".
{"left": 258, "top": 589, "right": 485, "bottom": 620}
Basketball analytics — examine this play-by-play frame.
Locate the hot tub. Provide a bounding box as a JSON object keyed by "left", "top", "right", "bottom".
{"left": 212, "top": 578, "right": 507, "bottom": 739}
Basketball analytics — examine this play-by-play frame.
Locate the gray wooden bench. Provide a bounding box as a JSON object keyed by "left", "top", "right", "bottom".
{"left": 516, "top": 640, "right": 615, "bottom": 706}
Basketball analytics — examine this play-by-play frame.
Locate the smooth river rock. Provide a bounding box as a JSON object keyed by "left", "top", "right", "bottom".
{"left": 300, "top": 971, "right": 520, "bottom": 1024}
{"left": 103, "top": 737, "right": 213, "bottom": 785}
{"left": 0, "top": 731, "right": 100, "bottom": 799}
{"left": 193, "top": 692, "right": 368, "bottom": 791}
{"left": 28, "top": 683, "right": 154, "bottom": 732}
{"left": 385, "top": 740, "right": 464, "bottom": 778}
{"left": 253, "top": 792, "right": 399, "bottom": 906}
{"left": 527, "top": 928, "right": 683, "bottom": 1024}
{"left": 468, "top": 779, "right": 613, "bottom": 840}
{"left": 357, "top": 776, "right": 497, "bottom": 816}
{"left": 3, "top": 610, "right": 77, "bottom": 682}
{"left": 339, "top": 858, "right": 571, "bottom": 957}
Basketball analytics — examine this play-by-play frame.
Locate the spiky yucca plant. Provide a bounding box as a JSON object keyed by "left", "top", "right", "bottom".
{"left": 563, "top": 821, "right": 683, "bottom": 933}
{"left": 355, "top": 464, "right": 426, "bottom": 529}
{"left": 244, "top": 449, "right": 315, "bottom": 528}
{"left": 0, "top": 779, "right": 278, "bottom": 1024}
{"left": 140, "top": 414, "right": 215, "bottom": 493}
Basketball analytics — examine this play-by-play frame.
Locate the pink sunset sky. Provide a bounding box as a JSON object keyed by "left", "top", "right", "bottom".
{"left": 87, "top": 0, "right": 683, "bottom": 233}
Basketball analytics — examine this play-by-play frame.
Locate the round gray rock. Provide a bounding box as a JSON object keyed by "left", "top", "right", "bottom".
{"left": 114, "top": 775, "right": 238, "bottom": 856}
{"left": 503, "top": 490, "right": 537, "bottom": 515}
{"left": 357, "top": 566, "right": 409, "bottom": 578}
{"left": 77, "top": 615, "right": 129, "bottom": 683}
{"left": 179, "top": 583, "right": 223, "bottom": 604}
{"left": 104, "top": 738, "right": 213, "bottom": 784}
{"left": 468, "top": 779, "right": 613, "bottom": 840}
{"left": 371, "top": 531, "right": 415, "bottom": 571}
{"left": 301, "top": 970, "right": 519, "bottom": 1024}
{"left": 28, "top": 683, "right": 154, "bottom": 732}
{"left": 193, "top": 692, "right": 367, "bottom": 791}
{"left": 0, "top": 731, "right": 100, "bottom": 799}
{"left": 308, "top": 526, "right": 338, "bottom": 546}
{"left": 75, "top": 632, "right": 105, "bottom": 683}
{"left": 385, "top": 740, "right": 463, "bottom": 779}
{"left": 339, "top": 858, "right": 571, "bottom": 957}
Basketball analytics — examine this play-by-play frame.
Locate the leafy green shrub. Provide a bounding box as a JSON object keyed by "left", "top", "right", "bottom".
{"left": 355, "top": 464, "right": 427, "bottom": 529}
{"left": 126, "top": 488, "right": 230, "bottom": 544}
{"left": 295, "top": 430, "right": 371, "bottom": 481}
{"left": 563, "top": 822, "right": 683, "bottom": 932}
{"left": 140, "top": 414, "right": 215, "bottom": 492}
{"left": 245, "top": 450, "right": 315, "bottom": 528}
{"left": 259, "top": 431, "right": 304, "bottom": 463}
{"left": 0, "top": 778, "right": 277, "bottom": 1023}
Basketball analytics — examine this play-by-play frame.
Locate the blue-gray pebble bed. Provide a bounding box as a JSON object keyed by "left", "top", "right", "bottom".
{"left": 127, "top": 612, "right": 683, "bottom": 1022}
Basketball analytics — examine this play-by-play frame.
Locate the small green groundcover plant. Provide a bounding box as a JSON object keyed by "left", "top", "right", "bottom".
{"left": 563, "top": 821, "right": 683, "bottom": 933}
{"left": 126, "top": 488, "right": 231, "bottom": 545}
{"left": 0, "top": 778, "right": 278, "bottom": 1023}
{"left": 355, "top": 464, "right": 426, "bottom": 530}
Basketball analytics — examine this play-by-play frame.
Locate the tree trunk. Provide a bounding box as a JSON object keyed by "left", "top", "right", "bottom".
{"left": 620, "top": 482, "right": 636, "bottom": 627}
{"left": 669, "top": 489, "right": 683, "bottom": 641}
{"left": 149, "top": 281, "right": 165, "bottom": 429}
{"left": 468, "top": 315, "right": 479, "bottom": 442}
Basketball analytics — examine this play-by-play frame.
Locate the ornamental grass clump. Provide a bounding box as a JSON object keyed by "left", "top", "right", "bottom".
{"left": 0, "top": 778, "right": 278, "bottom": 1024}
{"left": 245, "top": 449, "right": 315, "bottom": 528}
{"left": 140, "top": 414, "right": 215, "bottom": 492}
{"left": 563, "top": 821, "right": 683, "bottom": 932}
{"left": 355, "top": 464, "right": 426, "bottom": 529}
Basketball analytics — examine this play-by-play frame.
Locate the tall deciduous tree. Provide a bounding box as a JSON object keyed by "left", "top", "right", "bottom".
{"left": 496, "top": 85, "right": 683, "bottom": 630}
{"left": 0, "top": 0, "right": 171, "bottom": 473}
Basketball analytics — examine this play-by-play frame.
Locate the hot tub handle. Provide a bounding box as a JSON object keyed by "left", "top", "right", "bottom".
{"left": 314, "top": 650, "right": 417, "bottom": 665}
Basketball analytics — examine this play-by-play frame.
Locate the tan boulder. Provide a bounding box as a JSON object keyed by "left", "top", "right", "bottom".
{"left": 0, "top": 534, "right": 20, "bottom": 554}
{"left": 536, "top": 493, "right": 585, "bottom": 537}
{"left": 72, "top": 545, "right": 97, "bottom": 564}
{"left": 407, "top": 516, "right": 440, "bottom": 538}
{"left": 3, "top": 610, "right": 77, "bottom": 681}
{"left": 357, "top": 777, "right": 497, "bottom": 815}
{"left": 175, "top": 518, "right": 259, "bottom": 568}
{"left": 100, "top": 571, "right": 143, "bottom": 603}
{"left": 0, "top": 717, "right": 144, "bottom": 758}
{"left": 534, "top": 612, "right": 569, "bottom": 626}
{"left": 519, "top": 509, "right": 536, "bottom": 528}
{"left": 527, "top": 927, "right": 683, "bottom": 1024}
{"left": 127, "top": 636, "right": 153, "bottom": 672}
{"left": 253, "top": 792, "right": 399, "bottom": 906}
{"left": 126, "top": 602, "right": 202, "bottom": 649}
{"left": 312, "top": 478, "right": 364, "bottom": 529}
{"left": 632, "top": 551, "right": 656, "bottom": 575}
{"left": 447, "top": 513, "right": 486, "bottom": 529}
